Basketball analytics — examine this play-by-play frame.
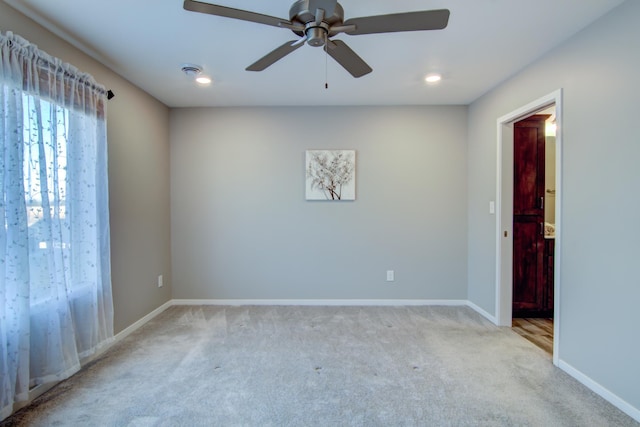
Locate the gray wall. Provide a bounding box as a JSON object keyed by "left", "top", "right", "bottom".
{"left": 170, "top": 106, "right": 468, "bottom": 300}
{"left": 1, "top": 3, "right": 173, "bottom": 334}
{"left": 467, "top": 0, "right": 640, "bottom": 412}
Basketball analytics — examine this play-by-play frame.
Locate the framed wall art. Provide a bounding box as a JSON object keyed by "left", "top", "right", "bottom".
{"left": 305, "top": 150, "right": 356, "bottom": 201}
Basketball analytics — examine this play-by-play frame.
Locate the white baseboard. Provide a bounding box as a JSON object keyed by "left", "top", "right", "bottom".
{"left": 112, "top": 300, "right": 173, "bottom": 343}
{"left": 465, "top": 300, "right": 498, "bottom": 324}
{"left": 464, "top": 302, "right": 639, "bottom": 421}
{"left": 558, "top": 360, "right": 640, "bottom": 423}
{"left": 171, "top": 298, "right": 469, "bottom": 307}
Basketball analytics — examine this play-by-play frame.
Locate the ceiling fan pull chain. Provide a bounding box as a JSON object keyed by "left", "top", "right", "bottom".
{"left": 324, "top": 32, "right": 329, "bottom": 89}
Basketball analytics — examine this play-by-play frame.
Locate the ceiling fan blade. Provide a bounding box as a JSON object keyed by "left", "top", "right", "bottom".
{"left": 344, "top": 9, "right": 450, "bottom": 35}
{"left": 183, "top": 0, "right": 290, "bottom": 28}
{"left": 326, "top": 40, "right": 372, "bottom": 78}
{"left": 308, "top": 0, "right": 338, "bottom": 17}
{"left": 246, "top": 40, "right": 305, "bottom": 72}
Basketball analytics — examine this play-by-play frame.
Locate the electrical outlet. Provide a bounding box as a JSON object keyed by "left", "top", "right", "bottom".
{"left": 157, "top": 275, "right": 163, "bottom": 288}
{"left": 386, "top": 270, "right": 395, "bottom": 282}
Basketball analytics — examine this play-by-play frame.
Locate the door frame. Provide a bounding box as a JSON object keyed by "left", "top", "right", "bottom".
{"left": 495, "top": 89, "right": 562, "bottom": 366}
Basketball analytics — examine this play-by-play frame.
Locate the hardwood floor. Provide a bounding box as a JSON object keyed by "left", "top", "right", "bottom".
{"left": 512, "top": 317, "right": 554, "bottom": 354}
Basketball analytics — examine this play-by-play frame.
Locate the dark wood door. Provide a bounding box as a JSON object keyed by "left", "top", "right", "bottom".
{"left": 513, "top": 115, "right": 552, "bottom": 317}
{"left": 513, "top": 216, "right": 544, "bottom": 313}
{"left": 514, "top": 117, "right": 546, "bottom": 216}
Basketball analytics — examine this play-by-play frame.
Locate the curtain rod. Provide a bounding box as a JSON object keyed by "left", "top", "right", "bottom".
{"left": 31, "top": 54, "right": 115, "bottom": 100}
{"left": 3, "top": 33, "right": 115, "bottom": 100}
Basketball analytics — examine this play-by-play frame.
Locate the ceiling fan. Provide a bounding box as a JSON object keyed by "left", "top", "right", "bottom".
{"left": 183, "top": 0, "right": 450, "bottom": 78}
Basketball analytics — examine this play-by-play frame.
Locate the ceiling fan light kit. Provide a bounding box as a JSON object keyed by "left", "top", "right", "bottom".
{"left": 183, "top": 0, "right": 450, "bottom": 78}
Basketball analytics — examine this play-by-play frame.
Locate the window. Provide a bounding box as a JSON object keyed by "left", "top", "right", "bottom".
{"left": 22, "top": 95, "right": 71, "bottom": 306}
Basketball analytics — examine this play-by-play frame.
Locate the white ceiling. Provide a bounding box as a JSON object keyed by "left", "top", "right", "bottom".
{"left": 4, "top": 0, "right": 625, "bottom": 107}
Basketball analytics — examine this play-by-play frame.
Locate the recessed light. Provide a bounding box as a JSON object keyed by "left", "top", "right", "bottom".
{"left": 425, "top": 74, "right": 442, "bottom": 84}
{"left": 195, "top": 76, "right": 212, "bottom": 85}
{"left": 181, "top": 63, "right": 212, "bottom": 86}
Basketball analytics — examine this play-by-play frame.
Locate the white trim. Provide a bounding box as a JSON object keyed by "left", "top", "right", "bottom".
{"left": 173, "top": 299, "right": 498, "bottom": 325}
{"left": 495, "top": 89, "right": 563, "bottom": 367}
{"left": 552, "top": 95, "right": 563, "bottom": 365}
{"left": 495, "top": 118, "right": 505, "bottom": 325}
{"left": 466, "top": 300, "right": 498, "bottom": 324}
{"left": 112, "top": 300, "right": 173, "bottom": 343}
{"left": 559, "top": 360, "right": 640, "bottom": 423}
{"left": 79, "top": 300, "right": 173, "bottom": 367}
{"left": 495, "top": 117, "right": 512, "bottom": 327}
{"left": 171, "top": 299, "right": 469, "bottom": 307}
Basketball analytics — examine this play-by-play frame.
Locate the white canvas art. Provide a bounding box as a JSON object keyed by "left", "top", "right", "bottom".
{"left": 305, "top": 150, "right": 356, "bottom": 200}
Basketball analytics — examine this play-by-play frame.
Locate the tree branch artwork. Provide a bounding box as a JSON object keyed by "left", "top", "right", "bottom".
{"left": 306, "top": 150, "right": 356, "bottom": 200}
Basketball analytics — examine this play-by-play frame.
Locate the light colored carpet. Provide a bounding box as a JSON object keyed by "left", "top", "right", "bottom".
{"left": 2, "top": 305, "right": 637, "bottom": 426}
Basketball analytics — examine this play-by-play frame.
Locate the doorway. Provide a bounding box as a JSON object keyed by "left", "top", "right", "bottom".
{"left": 512, "top": 111, "right": 555, "bottom": 318}
{"left": 495, "top": 90, "right": 562, "bottom": 366}
{"left": 511, "top": 109, "right": 556, "bottom": 354}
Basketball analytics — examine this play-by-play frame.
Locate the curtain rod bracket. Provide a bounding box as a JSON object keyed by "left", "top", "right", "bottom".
{"left": 107, "top": 90, "right": 115, "bottom": 100}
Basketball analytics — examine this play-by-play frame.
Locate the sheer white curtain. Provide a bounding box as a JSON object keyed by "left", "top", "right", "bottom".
{"left": 0, "top": 31, "right": 113, "bottom": 420}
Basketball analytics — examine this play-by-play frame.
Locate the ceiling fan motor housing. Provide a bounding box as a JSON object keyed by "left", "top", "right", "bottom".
{"left": 289, "top": 0, "right": 345, "bottom": 47}
{"left": 305, "top": 23, "right": 329, "bottom": 46}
